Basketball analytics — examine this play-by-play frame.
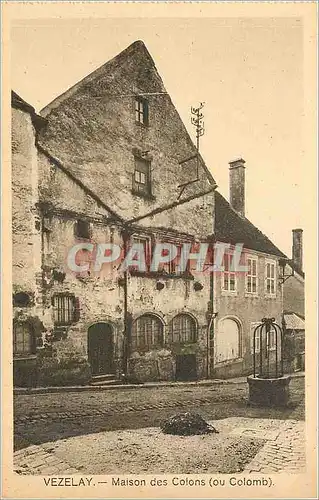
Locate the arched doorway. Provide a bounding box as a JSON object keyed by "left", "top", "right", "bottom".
{"left": 88, "top": 323, "right": 114, "bottom": 376}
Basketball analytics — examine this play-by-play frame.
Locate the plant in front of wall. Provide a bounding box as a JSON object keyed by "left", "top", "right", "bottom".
{"left": 37, "top": 352, "right": 92, "bottom": 387}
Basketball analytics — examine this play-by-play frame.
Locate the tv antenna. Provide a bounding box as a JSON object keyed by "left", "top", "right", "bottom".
{"left": 191, "top": 102, "right": 205, "bottom": 151}
{"left": 177, "top": 102, "right": 205, "bottom": 199}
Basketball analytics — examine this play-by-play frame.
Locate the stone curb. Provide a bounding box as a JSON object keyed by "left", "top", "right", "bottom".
{"left": 14, "top": 372, "right": 305, "bottom": 395}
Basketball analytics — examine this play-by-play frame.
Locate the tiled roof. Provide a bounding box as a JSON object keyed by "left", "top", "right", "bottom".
{"left": 284, "top": 312, "right": 305, "bottom": 330}
{"left": 215, "top": 191, "right": 286, "bottom": 258}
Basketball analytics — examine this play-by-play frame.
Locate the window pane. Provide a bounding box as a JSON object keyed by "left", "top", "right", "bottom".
{"left": 271, "top": 264, "right": 275, "bottom": 278}
{"left": 140, "top": 172, "right": 146, "bottom": 184}
{"left": 134, "top": 170, "right": 140, "bottom": 182}
{"left": 266, "top": 263, "right": 270, "bottom": 278}
{"left": 224, "top": 275, "right": 229, "bottom": 290}
{"left": 224, "top": 254, "right": 229, "bottom": 271}
{"left": 230, "top": 274, "right": 235, "bottom": 291}
{"left": 132, "top": 315, "right": 163, "bottom": 350}
{"left": 252, "top": 277, "right": 257, "bottom": 293}
{"left": 13, "top": 324, "right": 32, "bottom": 355}
{"left": 53, "top": 295, "right": 75, "bottom": 325}
{"left": 169, "top": 314, "right": 196, "bottom": 344}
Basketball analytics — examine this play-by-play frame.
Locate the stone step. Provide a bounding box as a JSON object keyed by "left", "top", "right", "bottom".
{"left": 90, "top": 374, "right": 119, "bottom": 386}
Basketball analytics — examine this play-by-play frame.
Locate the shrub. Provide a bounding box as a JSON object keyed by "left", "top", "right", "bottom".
{"left": 160, "top": 412, "right": 218, "bottom": 436}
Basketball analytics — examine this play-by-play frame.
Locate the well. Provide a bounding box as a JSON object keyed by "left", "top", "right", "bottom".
{"left": 247, "top": 317, "right": 291, "bottom": 407}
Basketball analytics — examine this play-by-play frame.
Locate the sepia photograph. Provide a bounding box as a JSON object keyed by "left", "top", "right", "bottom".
{"left": 1, "top": 1, "right": 317, "bottom": 499}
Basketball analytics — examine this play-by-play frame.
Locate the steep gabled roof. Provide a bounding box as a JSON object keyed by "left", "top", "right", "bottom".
{"left": 215, "top": 191, "right": 286, "bottom": 258}
{"left": 37, "top": 41, "right": 216, "bottom": 222}
{"left": 12, "top": 91, "right": 47, "bottom": 130}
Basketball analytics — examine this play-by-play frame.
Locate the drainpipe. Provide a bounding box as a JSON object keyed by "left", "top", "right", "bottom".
{"left": 122, "top": 229, "right": 130, "bottom": 377}
{"left": 206, "top": 235, "right": 216, "bottom": 379}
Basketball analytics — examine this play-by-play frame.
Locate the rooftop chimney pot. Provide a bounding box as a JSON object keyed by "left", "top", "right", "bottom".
{"left": 292, "top": 228, "right": 303, "bottom": 272}
{"left": 229, "top": 158, "right": 246, "bottom": 217}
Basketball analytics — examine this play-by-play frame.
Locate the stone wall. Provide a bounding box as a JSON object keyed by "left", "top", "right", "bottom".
{"left": 36, "top": 149, "right": 213, "bottom": 382}
{"left": 283, "top": 265, "right": 305, "bottom": 317}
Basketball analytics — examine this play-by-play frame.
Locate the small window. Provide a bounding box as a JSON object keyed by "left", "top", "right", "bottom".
{"left": 132, "top": 157, "right": 152, "bottom": 197}
{"left": 168, "top": 314, "right": 197, "bottom": 344}
{"left": 222, "top": 253, "right": 236, "bottom": 292}
{"left": 131, "top": 314, "right": 163, "bottom": 351}
{"left": 135, "top": 97, "right": 149, "bottom": 125}
{"left": 246, "top": 256, "right": 258, "bottom": 294}
{"left": 13, "top": 292, "right": 31, "bottom": 307}
{"left": 74, "top": 220, "right": 91, "bottom": 240}
{"left": 265, "top": 260, "right": 276, "bottom": 295}
{"left": 130, "top": 235, "right": 151, "bottom": 272}
{"left": 53, "top": 294, "right": 76, "bottom": 325}
{"left": 161, "top": 243, "right": 186, "bottom": 276}
{"left": 13, "top": 323, "right": 35, "bottom": 356}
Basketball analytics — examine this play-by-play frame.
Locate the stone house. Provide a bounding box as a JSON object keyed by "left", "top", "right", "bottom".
{"left": 211, "top": 158, "right": 288, "bottom": 378}
{"left": 11, "top": 40, "right": 304, "bottom": 386}
{"left": 12, "top": 41, "right": 216, "bottom": 385}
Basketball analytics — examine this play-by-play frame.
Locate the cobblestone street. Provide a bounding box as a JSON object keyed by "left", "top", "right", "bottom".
{"left": 14, "top": 376, "right": 305, "bottom": 475}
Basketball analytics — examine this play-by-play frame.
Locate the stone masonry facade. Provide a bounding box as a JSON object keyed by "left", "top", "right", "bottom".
{"left": 11, "top": 41, "right": 298, "bottom": 386}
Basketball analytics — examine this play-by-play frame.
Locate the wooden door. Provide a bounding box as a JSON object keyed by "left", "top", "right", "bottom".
{"left": 88, "top": 323, "right": 113, "bottom": 375}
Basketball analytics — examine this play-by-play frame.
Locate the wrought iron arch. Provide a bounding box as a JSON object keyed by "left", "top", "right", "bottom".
{"left": 253, "top": 317, "right": 283, "bottom": 378}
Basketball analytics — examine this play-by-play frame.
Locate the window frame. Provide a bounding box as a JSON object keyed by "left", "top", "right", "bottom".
{"left": 13, "top": 322, "right": 36, "bottom": 357}
{"left": 265, "top": 258, "right": 277, "bottom": 297}
{"left": 135, "top": 96, "right": 149, "bottom": 126}
{"left": 215, "top": 316, "right": 242, "bottom": 363}
{"left": 246, "top": 254, "right": 259, "bottom": 296}
{"left": 132, "top": 157, "right": 152, "bottom": 199}
{"left": 74, "top": 219, "right": 91, "bottom": 240}
{"left": 131, "top": 314, "right": 164, "bottom": 352}
{"left": 167, "top": 313, "right": 197, "bottom": 344}
{"left": 129, "top": 234, "right": 152, "bottom": 273}
{"left": 222, "top": 252, "right": 237, "bottom": 294}
{"left": 52, "top": 293, "right": 77, "bottom": 326}
{"left": 160, "top": 242, "right": 189, "bottom": 277}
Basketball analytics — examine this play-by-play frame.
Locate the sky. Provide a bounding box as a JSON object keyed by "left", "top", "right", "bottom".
{"left": 11, "top": 16, "right": 304, "bottom": 256}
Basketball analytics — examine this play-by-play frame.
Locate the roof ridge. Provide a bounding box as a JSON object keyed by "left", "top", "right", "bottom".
{"left": 215, "top": 190, "right": 286, "bottom": 258}
{"left": 40, "top": 40, "right": 155, "bottom": 117}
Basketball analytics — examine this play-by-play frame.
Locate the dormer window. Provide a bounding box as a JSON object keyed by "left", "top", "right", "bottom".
{"left": 74, "top": 219, "right": 91, "bottom": 240}
{"left": 135, "top": 96, "right": 149, "bottom": 126}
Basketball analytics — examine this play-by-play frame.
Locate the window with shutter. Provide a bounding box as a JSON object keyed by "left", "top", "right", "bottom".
{"left": 135, "top": 97, "right": 149, "bottom": 125}
{"left": 167, "top": 314, "right": 197, "bottom": 344}
{"left": 131, "top": 314, "right": 163, "bottom": 351}
{"left": 13, "top": 323, "right": 35, "bottom": 356}
{"left": 132, "top": 157, "right": 152, "bottom": 198}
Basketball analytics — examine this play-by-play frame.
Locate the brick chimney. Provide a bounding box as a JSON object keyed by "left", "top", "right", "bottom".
{"left": 292, "top": 228, "right": 303, "bottom": 271}
{"left": 229, "top": 158, "right": 246, "bottom": 217}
